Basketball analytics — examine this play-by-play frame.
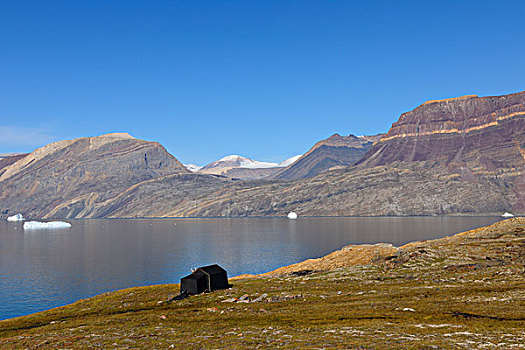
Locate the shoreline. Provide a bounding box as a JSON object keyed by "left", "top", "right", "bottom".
{"left": 234, "top": 216, "right": 517, "bottom": 279}
{"left": 1, "top": 213, "right": 509, "bottom": 221}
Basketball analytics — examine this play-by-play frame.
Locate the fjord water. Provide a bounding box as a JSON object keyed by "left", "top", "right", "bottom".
{"left": 0, "top": 217, "right": 500, "bottom": 320}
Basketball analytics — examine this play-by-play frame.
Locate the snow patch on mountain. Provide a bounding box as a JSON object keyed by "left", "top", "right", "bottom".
{"left": 279, "top": 155, "right": 301, "bottom": 167}
{"left": 184, "top": 164, "right": 202, "bottom": 172}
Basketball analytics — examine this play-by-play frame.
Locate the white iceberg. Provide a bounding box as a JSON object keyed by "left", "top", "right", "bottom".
{"left": 502, "top": 212, "right": 514, "bottom": 218}
{"left": 23, "top": 221, "right": 72, "bottom": 230}
{"left": 7, "top": 213, "right": 25, "bottom": 221}
{"left": 287, "top": 211, "right": 298, "bottom": 220}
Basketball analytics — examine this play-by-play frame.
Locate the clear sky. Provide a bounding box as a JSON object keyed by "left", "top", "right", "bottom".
{"left": 1, "top": 1, "right": 524, "bottom": 165}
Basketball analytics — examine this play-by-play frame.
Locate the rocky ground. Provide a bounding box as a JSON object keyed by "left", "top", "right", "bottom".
{"left": 0, "top": 218, "right": 524, "bottom": 349}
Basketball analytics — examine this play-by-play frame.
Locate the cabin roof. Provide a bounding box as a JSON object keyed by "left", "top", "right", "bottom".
{"left": 197, "top": 264, "right": 226, "bottom": 275}
{"left": 181, "top": 264, "right": 226, "bottom": 280}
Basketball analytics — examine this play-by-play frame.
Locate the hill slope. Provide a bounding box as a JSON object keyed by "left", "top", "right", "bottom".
{"left": 0, "top": 133, "right": 191, "bottom": 219}
{"left": 272, "top": 134, "right": 382, "bottom": 180}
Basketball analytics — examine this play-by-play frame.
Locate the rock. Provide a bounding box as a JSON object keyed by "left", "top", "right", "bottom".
{"left": 251, "top": 294, "right": 268, "bottom": 303}
{"left": 238, "top": 294, "right": 250, "bottom": 301}
{"left": 221, "top": 298, "right": 238, "bottom": 303}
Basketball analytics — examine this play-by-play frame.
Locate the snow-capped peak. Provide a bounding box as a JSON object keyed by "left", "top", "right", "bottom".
{"left": 184, "top": 164, "right": 202, "bottom": 172}
{"left": 222, "top": 155, "right": 280, "bottom": 169}
{"left": 279, "top": 155, "right": 301, "bottom": 167}
{"left": 218, "top": 155, "right": 245, "bottom": 162}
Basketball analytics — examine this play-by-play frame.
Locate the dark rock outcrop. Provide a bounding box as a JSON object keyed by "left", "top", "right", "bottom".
{"left": 272, "top": 134, "right": 383, "bottom": 180}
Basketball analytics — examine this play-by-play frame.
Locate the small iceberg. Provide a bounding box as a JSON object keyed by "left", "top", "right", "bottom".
{"left": 502, "top": 212, "right": 514, "bottom": 218}
{"left": 23, "top": 221, "right": 72, "bottom": 230}
{"left": 287, "top": 211, "right": 298, "bottom": 220}
{"left": 7, "top": 213, "right": 25, "bottom": 221}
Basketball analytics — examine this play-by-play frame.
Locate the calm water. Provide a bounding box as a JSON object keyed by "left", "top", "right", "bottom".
{"left": 0, "top": 216, "right": 500, "bottom": 320}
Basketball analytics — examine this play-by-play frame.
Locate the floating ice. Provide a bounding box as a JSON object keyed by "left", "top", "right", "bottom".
{"left": 7, "top": 213, "right": 25, "bottom": 221}
{"left": 287, "top": 212, "right": 298, "bottom": 220}
{"left": 502, "top": 212, "right": 514, "bottom": 218}
{"left": 23, "top": 221, "right": 72, "bottom": 230}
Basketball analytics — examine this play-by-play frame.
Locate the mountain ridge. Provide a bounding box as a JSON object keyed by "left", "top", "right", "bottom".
{"left": 1, "top": 91, "right": 524, "bottom": 219}
{"left": 271, "top": 133, "right": 383, "bottom": 180}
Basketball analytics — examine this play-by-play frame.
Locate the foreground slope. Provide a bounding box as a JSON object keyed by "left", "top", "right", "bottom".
{"left": 0, "top": 133, "right": 191, "bottom": 219}
{"left": 1, "top": 218, "right": 524, "bottom": 349}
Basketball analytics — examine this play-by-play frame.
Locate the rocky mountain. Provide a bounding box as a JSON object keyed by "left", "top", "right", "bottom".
{"left": 357, "top": 92, "right": 525, "bottom": 170}
{"left": 272, "top": 133, "right": 383, "bottom": 180}
{"left": 159, "top": 91, "right": 524, "bottom": 216}
{"left": 2, "top": 91, "right": 524, "bottom": 219}
{"left": 0, "top": 133, "right": 190, "bottom": 219}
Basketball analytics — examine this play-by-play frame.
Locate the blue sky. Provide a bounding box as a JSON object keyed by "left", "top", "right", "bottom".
{"left": 1, "top": 1, "right": 524, "bottom": 165}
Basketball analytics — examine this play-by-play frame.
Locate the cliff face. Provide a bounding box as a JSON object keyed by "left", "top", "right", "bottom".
{"left": 0, "top": 133, "right": 190, "bottom": 219}
{"left": 272, "top": 134, "right": 383, "bottom": 180}
{"left": 103, "top": 161, "right": 519, "bottom": 218}
{"left": 357, "top": 92, "right": 525, "bottom": 170}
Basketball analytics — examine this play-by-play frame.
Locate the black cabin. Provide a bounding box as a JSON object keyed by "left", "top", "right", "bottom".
{"left": 180, "top": 264, "right": 229, "bottom": 295}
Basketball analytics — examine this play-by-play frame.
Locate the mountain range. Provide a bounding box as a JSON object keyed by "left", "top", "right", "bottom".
{"left": 193, "top": 154, "right": 301, "bottom": 180}
{"left": 1, "top": 91, "right": 524, "bottom": 219}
